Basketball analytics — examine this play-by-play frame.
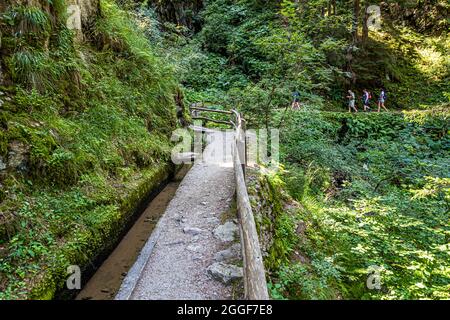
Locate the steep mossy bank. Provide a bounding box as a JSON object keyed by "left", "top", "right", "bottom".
{"left": 30, "top": 163, "right": 173, "bottom": 300}
{"left": 247, "top": 166, "right": 339, "bottom": 300}
{"left": 0, "top": 0, "right": 181, "bottom": 299}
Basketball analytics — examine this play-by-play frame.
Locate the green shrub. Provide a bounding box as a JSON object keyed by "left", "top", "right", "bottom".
{"left": 275, "top": 111, "right": 449, "bottom": 299}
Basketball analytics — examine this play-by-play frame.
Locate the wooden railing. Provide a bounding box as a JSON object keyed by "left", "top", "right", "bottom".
{"left": 189, "top": 105, "right": 269, "bottom": 300}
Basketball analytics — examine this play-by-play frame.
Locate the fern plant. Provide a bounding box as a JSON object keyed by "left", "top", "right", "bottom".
{"left": 12, "top": 5, "right": 51, "bottom": 35}
{"left": 8, "top": 50, "right": 50, "bottom": 90}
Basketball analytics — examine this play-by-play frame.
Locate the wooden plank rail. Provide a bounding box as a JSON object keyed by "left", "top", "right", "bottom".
{"left": 190, "top": 106, "right": 233, "bottom": 114}
{"left": 189, "top": 104, "right": 269, "bottom": 300}
{"left": 191, "top": 116, "right": 234, "bottom": 126}
{"left": 233, "top": 127, "right": 269, "bottom": 300}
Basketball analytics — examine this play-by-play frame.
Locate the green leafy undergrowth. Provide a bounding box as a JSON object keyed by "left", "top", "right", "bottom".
{"left": 248, "top": 110, "right": 449, "bottom": 300}
{"left": 0, "top": 0, "right": 178, "bottom": 299}
{"left": 276, "top": 110, "right": 449, "bottom": 299}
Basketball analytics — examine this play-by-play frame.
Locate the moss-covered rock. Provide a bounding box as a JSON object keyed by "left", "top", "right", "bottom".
{"left": 246, "top": 166, "right": 299, "bottom": 273}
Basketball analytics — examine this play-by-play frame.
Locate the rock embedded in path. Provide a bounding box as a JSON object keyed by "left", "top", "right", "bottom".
{"left": 183, "top": 227, "right": 204, "bottom": 235}
{"left": 207, "top": 263, "right": 243, "bottom": 284}
{"left": 214, "top": 243, "right": 242, "bottom": 262}
{"left": 186, "top": 244, "right": 203, "bottom": 253}
{"left": 164, "top": 240, "right": 185, "bottom": 246}
{"left": 213, "top": 221, "right": 238, "bottom": 242}
{"left": 175, "top": 215, "right": 187, "bottom": 224}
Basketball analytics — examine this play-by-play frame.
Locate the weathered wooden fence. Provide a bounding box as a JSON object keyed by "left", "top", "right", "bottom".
{"left": 189, "top": 105, "right": 269, "bottom": 300}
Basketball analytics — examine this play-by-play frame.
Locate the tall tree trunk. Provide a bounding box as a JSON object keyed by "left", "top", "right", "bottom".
{"left": 352, "top": 0, "right": 360, "bottom": 43}
{"left": 265, "top": 86, "right": 276, "bottom": 134}
{"left": 362, "top": 3, "right": 369, "bottom": 45}
{"left": 332, "top": 0, "right": 336, "bottom": 15}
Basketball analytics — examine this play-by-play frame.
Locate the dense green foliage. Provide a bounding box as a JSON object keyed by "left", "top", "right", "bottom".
{"left": 0, "top": 0, "right": 178, "bottom": 298}
{"left": 0, "top": 0, "right": 448, "bottom": 300}
{"left": 268, "top": 110, "right": 449, "bottom": 299}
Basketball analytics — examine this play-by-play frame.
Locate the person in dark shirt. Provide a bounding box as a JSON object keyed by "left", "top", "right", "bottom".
{"left": 292, "top": 91, "right": 301, "bottom": 110}
{"left": 362, "top": 89, "right": 371, "bottom": 112}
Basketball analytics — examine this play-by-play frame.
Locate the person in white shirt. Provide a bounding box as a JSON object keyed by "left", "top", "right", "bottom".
{"left": 347, "top": 90, "right": 358, "bottom": 113}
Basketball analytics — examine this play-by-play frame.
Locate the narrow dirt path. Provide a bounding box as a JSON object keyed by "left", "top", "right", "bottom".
{"left": 116, "top": 130, "right": 242, "bottom": 300}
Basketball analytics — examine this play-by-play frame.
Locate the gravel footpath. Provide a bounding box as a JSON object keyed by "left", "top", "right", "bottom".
{"left": 116, "top": 130, "right": 240, "bottom": 300}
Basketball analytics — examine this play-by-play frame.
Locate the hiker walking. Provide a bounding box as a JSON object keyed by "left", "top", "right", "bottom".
{"left": 362, "top": 89, "right": 371, "bottom": 112}
{"left": 347, "top": 90, "right": 358, "bottom": 113}
{"left": 377, "top": 88, "right": 388, "bottom": 112}
{"left": 292, "top": 90, "right": 301, "bottom": 110}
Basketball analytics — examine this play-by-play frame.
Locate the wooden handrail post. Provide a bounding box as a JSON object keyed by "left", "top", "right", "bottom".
{"left": 242, "top": 117, "right": 247, "bottom": 168}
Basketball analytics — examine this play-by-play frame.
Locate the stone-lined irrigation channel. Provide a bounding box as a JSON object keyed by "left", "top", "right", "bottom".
{"left": 76, "top": 131, "right": 245, "bottom": 300}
